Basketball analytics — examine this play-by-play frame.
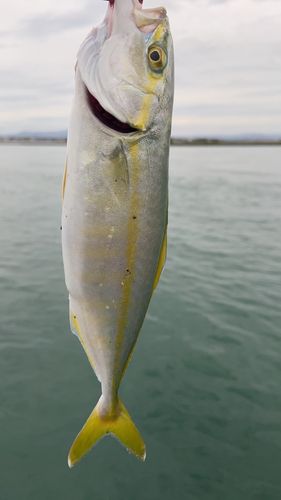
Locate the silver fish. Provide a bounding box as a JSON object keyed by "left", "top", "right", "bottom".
{"left": 62, "top": 0, "right": 174, "bottom": 467}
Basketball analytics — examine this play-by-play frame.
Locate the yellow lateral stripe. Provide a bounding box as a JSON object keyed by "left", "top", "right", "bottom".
{"left": 121, "top": 218, "right": 167, "bottom": 381}
{"left": 120, "top": 314, "right": 146, "bottom": 383}
{"left": 115, "top": 143, "right": 140, "bottom": 372}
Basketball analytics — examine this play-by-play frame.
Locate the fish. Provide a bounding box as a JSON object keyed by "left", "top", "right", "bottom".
{"left": 61, "top": 0, "right": 174, "bottom": 467}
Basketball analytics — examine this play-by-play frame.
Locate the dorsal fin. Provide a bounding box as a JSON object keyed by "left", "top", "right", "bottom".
{"left": 62, "top": 157, "right": 68, "bottom": 201}
{"left": 152, "top": 218, "right": 167, "bottom": 293}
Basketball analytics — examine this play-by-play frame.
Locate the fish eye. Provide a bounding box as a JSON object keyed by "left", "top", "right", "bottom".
{"left": 148, "top": 45, "right": 166, "bottom": 72}
{"left": 150, "top": 51, "right": 160, "bottom": 62}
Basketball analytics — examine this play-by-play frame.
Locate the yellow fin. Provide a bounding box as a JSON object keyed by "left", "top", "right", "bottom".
{"left": 68, "top": 396, "right": 146, "bottom": 467}
{"left": 152, "top": 224, "right": 167, "bottom": 293}
{"left": 69, "top": 305, "right": 100, "bottom": 381}
{"left": 69, "top": 306, "right": 79, "bottom": 337}
{"left": 62, "top": 157, "right": 68, "bottom": 202}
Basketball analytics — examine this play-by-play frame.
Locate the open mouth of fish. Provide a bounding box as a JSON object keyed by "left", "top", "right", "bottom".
{"left": 81, "top": 0, "right": 167, "bottom": 135}
{"left": 85, "top": 86, "right": 139, "bottom": 134}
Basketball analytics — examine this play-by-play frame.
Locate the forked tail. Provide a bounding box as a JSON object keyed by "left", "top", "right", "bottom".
{"left": 68, "top": 396, "right": 146, "bottom": 467}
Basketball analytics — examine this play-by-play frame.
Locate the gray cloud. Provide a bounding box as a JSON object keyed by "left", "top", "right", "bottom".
{"left": 1, "top": 0, "right": 281, "bottom": 136}
{"left": 174, "top": 102, "right": 281, "bottom": 118}
{"left": 19, "top": 0, "right": 234, "bottom": 40}
{"left": 0, "top": 69, "right": 73, "bottom": 96}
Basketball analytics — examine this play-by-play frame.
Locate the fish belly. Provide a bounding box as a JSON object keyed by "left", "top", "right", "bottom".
{"left": 62, "top": 84, "right": 168, "bottom": 398}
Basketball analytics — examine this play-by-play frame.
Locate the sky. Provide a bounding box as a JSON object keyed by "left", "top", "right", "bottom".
{"left": 1, "top": 0, "right": 281, "bottom": 137}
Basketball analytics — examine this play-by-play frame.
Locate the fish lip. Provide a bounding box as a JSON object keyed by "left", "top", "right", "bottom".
{"left": 104, "top": 0, "right": 115, "bottom": 39}
{"left": 84, "top": 84, "right": 141, "bottom": 135}
{"left": 105, "top": 0, "right": 166, "bottom": 39}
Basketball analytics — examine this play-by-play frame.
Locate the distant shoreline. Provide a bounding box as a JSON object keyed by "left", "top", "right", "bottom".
{"left": 0, "top": 137, "right": 280, "bottom": 146}
{"left": 171, "top": 138, "right": 281, "bottom": 146}
{"left": 0, "top": 138, "right": 67, "bottom": 146}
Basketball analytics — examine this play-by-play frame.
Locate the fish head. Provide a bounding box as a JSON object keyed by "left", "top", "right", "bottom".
{"left": 77, "top": 0, "right": 174, "bottom": 133}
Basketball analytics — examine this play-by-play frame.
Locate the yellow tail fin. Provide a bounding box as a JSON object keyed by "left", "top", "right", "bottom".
{"left": 68, "top": 396, "right": 146, "bottom": 467}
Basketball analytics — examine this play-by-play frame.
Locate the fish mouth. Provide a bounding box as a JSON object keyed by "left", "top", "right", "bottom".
{"left": 85, "top": 86, "right": 139, "bottom": 134}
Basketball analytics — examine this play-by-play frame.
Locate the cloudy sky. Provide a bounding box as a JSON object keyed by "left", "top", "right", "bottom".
{"left": 1, "top": 0, "right": 281, "bottom": 137}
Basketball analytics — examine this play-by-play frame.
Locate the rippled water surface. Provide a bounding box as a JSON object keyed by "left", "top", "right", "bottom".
{"left": 1, "top": 145, "right": 281, "bottom": 499}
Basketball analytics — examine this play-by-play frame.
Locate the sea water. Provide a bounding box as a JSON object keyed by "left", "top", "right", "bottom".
{"left": 0, "top": 145, "right": 281, "bottom": 499}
